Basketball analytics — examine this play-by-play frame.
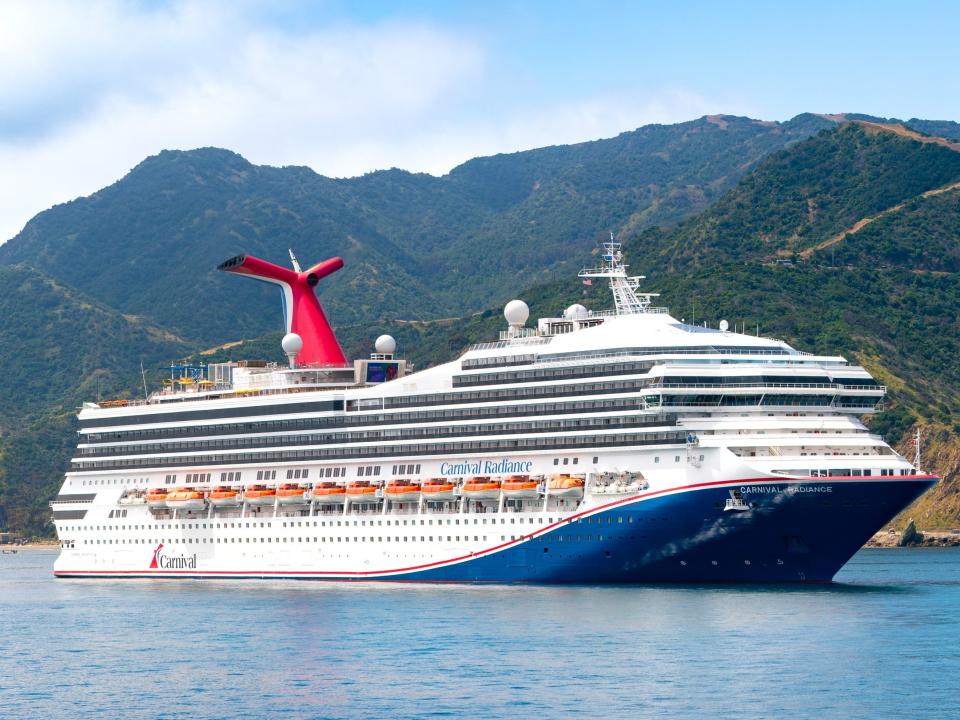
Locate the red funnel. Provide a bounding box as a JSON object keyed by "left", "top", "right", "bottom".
{"left": 217, "top": 254, "right": 348, "bottom": 367}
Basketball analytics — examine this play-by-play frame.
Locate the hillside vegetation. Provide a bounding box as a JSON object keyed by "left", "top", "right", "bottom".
{"left": 3, "top": 114, "right": 960, "bottom": 536}
{"left": 0, "top": 265, "right": 189, "bottom": 532}
{"left": 0, "top": 114, "right": 837, "bottom": 345}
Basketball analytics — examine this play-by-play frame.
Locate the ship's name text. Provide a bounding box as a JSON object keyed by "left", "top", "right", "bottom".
{"left": 739, "top": 485, "right": 833, "bottom": 494}
{"left": 440, "top": 459, "right": 533, "bottom": 475}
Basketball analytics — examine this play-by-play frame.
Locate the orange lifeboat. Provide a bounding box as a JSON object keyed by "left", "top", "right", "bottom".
{"left": 166, "top": 487, "right": 206, "bottom": 512}
{"left": 311, "top": 482, "right": 346, "bottom": 505}
{"left": 208, "top": 486, "right": 241, "bottom": 507}
{"left": 547, "top": 474, "right": 585, "bottom": 500}
{"left": 146, "top": 488, "right": 168, "bottom": 509}
{"left": 346, "top": 481, "right": 378, "bottom": 504}
{"left": 463, "top": 477, "right": 501, "bottom": 500}
{"left": 421, "top": 479, "right": 456, "bottom": 502}
{"left": 277, "top": 483, "right": 308, "bottom": 505}
{"left": 385, "top": 480, "right": 421, "bottom": 503}
{"left": 243, "top": 484, "right": 277, "bottom": 506}
{"left": 502, "top": 475, "right": 539, "bottom": 498}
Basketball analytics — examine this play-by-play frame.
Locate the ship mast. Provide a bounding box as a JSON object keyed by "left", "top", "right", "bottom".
{"left": 914, "top": 426, "right": 923, "bottom": 473}
{"left": 578, "top": 233, "right": 659, "bottom": 315}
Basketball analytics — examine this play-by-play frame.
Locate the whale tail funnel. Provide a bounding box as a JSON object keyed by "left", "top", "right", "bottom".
{"left": 217, "top": 253, "right": 348, "bottom": 367}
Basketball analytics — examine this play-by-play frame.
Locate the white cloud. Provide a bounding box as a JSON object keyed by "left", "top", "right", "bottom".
{"left": 0, "top": 1, "right": 741, "bottom": 243}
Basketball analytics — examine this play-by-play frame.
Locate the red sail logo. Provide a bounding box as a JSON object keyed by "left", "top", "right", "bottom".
{"left": 150, "top": 543, "right": 164, "bottom": 569}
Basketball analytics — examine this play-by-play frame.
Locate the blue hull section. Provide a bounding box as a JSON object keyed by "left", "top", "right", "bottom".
{"left": 394, "top": 478, "right": 935, "bottom": 584}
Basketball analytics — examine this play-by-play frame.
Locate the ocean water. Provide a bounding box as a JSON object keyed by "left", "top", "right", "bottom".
{"left": 3, "top": 549, "right": 959, "bottom": 720}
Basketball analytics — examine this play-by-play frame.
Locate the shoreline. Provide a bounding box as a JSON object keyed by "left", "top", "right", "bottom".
{"left": 865, "top": 530, "right": 960, "bottom": 548}
{"left": 1, "top": 541, "right": 59, "bottom": 550}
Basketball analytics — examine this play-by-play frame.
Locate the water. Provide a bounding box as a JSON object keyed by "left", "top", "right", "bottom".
{"left": 3, "top": 549, "right": 959, "bottom": 720}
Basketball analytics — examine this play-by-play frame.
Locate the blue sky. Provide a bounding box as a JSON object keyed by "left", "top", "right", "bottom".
{"left": 0, "top": 0, "right": 957, "bottom": 241}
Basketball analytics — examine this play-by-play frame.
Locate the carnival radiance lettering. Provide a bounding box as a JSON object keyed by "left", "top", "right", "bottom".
{"left": 740, "top": 485, "right": 833, "bottom": 494}
{"left": 440, "top": 459, "right": 533, "bottom": 475}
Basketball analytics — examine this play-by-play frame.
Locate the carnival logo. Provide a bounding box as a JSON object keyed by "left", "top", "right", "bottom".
{"left": 149, "top": 543, "right": 198, "bottom": 570}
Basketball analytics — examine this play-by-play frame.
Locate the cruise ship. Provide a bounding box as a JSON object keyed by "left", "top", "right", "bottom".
{"left": 51, "top": 241, "right": 936, "bottom": 582}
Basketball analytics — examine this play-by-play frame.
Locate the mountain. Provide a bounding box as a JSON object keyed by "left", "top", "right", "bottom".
{"left": 652, "top": 122, "right": 960, "bottom": 267}
{"left": 0, "top": 264, "right": 190, "bottom": 532}
{"left": 4, "top": 112, "right": 960, "bottom": 537}
{"left": 0, "top": 114, "right": 837, "bottom": 346}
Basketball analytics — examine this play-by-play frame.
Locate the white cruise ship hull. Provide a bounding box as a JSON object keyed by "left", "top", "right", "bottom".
{"left": 51, "top": 242, "right": 938, "bottom": 583}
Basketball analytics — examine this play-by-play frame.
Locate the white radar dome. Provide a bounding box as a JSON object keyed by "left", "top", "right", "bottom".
{"left": 564, "top": 303, "right": 588, "bottom": 320}
{"left": 281, "top": 332, "right": 304, "bottom": 356}
{"left": 504, "top": 299, "right": 530, "bottom": 327}
{"left": 719, "top": 319, "right": 729, "bottom": 332}
{"left": 375, "top": 334, "right": 397, "bottom": 355}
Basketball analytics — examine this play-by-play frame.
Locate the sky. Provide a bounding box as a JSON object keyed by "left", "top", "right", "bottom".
{"left": 0, "top": 0, "right": 958, "bottom": 242}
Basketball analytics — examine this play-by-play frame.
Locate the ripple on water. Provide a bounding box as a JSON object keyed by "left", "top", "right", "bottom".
{"left": 3, "top": 548, "right": 960, "bottom": 719}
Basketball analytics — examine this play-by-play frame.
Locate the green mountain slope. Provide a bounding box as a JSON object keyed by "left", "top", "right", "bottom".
{"left": 5, "top": 114, "right": 960, "bottom": 537}
{"left": 0, "top": 114, "right": 836, "bottom": 345}
{"left": 653, "top": 122, "right": 960, "bottom": 268}
{"left": 0, "top": 265, "right": 190, "bottom": 533}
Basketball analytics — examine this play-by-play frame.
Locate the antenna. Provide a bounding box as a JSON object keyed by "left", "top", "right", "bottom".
{"left": 288, "top": 248, "right": 302, "bottom": 273}
{"left": 914, "top": 427, "right": 923, "bottom": 472}
{"left": 140, "top": 360, "right": 148, "bottom": 400}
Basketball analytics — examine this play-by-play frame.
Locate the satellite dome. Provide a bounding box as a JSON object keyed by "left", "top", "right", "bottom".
{"left": 504, "top": 299, "right": 529, "bottom": 327}
{"left": 281, "top": 332, "right": 304, "bottom": 355}
{"left": 564, "top": 303, "right": 588, "bottom": 320}
{"left": 719, "top": 319, "right": 729, "bottom": 332}
{"left": 375, "top": 334, "right": 397, "bottom": 355}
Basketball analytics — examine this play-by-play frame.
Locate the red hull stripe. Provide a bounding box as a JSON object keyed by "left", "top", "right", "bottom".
{"left": 54, "top": 474, "right": 937, "bottom": 578}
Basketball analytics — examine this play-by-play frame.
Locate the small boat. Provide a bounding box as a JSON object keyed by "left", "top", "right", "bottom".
{"left": 421, "top": 480, "right": 456, "bottom": 501}
{"left": 724, "top": 491, "right": 750, "bottom": 512}
{"left": 463, "top": 477, "right": 501, "bottom": 500}
{"left": 501, "top": 475, "right": 539, "bottom": 498}
{"left": 166, "top": 487, "right": 206, "bottom": 512}
{"left": 346, "top": 481, "right": 378, "bottom": 504}
{"left": 277, "top": 484, "right": 308, "bottom": 505}
{"left": 243, "top": 485, "right": 277, "bottom": 506}
{"left": 547, "top": 475, "right": 584, "bottom": 500}
{"left": 311, "top": 483, "right": 346, "bottom": 504}
{"left": 385, "top": 481, "right": 421, "bottom": 503}
{"left": 146, "top": 489, "right": 168, "bottom": 509}
{"left": 208, "top": 486, "right": 241, "bottom": 507}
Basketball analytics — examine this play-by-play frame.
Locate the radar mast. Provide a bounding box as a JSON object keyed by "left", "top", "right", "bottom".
{"left": 578, "top": 233, "right": 659, "bottom": 315}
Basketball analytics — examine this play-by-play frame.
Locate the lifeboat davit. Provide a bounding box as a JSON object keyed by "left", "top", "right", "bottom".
{"left": 146, "top": 488, "right": 168, "bottom": 509}
{"left": 243, "top": 485, "right": 277, "bottom": 506}
{"left": 385, "top": 481, "right": 421, "bottom": 503}
{"left": 463, "top": 477, "right": 501, "bottom": 500}
{"left": 548, "top": 475, "right": 585, "bottom": 499}
{"left": 208, "top": 486, "right": 241, "bottom": 507}
{"left": 277, "top": 483, "right": 308, "bottom": 505}
{"left": 502, "top": 475, "right": 539, "bottom": 498}
{"left": 166, "top": 487, "right": 207, "bottom": 512}
{"left": 346, "top": 481, "right": 378, "bottom": 504}
{"left": 311, "top": 482, "right": 346, "bottom": 504}
{"left": 421, "top": 480, "right": 456, "bottom": 501}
